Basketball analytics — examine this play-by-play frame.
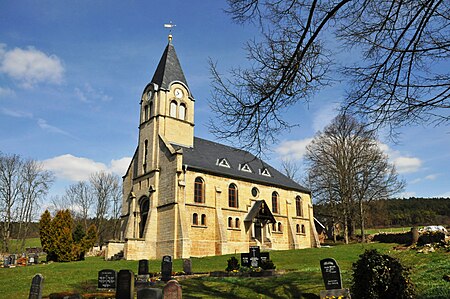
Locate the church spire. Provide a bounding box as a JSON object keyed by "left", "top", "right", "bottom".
{"left": 150, "top": 41, "right": 188, "bottom": 90}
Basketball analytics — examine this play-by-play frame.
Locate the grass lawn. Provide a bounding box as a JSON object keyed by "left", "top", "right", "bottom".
{"left": 0, "top": 242, "right": 448, "bottom": 298}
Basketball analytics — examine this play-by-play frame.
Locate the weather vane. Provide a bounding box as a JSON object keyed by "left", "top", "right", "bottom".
{"left": 164, "top": 21, "right": 176, "bottom": 42}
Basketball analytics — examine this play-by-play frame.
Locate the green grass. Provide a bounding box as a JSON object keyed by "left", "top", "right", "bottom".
{"left": 364, "top": 226, "right": 414, "bottom": 235}
{"left": 8, "top": 238, "right": 42, "bottom": 253}
{"left": 1, "top": 242, "right": 448, "bottom": 299}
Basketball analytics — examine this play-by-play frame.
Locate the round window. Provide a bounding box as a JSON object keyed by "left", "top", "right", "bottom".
{"left": 251, "top": 187, "right": 259, "bottom": 197}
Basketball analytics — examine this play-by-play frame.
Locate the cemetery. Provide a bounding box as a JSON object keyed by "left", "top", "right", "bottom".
{"left": 0, "top": 240, "right": 449, "bottom": 298}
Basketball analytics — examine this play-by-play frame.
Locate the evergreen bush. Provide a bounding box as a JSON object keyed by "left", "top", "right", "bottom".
{"left": 351, "top": 249, "right": 415, "bottom": 299}
{"left": 225, "top": 256, "right": 240, "bottom": 272}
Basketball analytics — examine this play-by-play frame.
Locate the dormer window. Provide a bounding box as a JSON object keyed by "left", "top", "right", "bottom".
{"left": 240, "top": 163, "right": 252, "bottom": 173}
{"left": 217, "top": 158, "right": 230, "bottom": 168}
{"left": 260, "top": 168, "right": 271, "bottom": 177}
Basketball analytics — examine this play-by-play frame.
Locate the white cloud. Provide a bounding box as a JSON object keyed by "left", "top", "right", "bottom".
{"left": 312, "top": 102, "right": 340, "bottom": 132}
{"left": 37, "top": 118, "right": 72, "bottom": 136}
{"left": 1, "top": 107, "right": 33, "bottom": 118}
{"left": 0, "top": 86, "right": 15, "bottom": 97}
{"left": 0, "top": 45, "right": 64, "bottom": 88}
{"left": 74, "top": 83, "right": 112, "bottom": 103}
{"left": 393, "top": 156, "right": 422, "bottom": 174}
{"left": 42, "top": 154, "right": 131, "bottom": 181}
{"left": 42, "top": 154, "right": 108, "bottom": 181}
{"left": 378, "top": 142, "right": 422, "bottom": 174}
{"left": 110, "top": 157, "right": 132, "bottom": 176}
{"left": 276, "top": 138, "right": 314, "bottom": 160}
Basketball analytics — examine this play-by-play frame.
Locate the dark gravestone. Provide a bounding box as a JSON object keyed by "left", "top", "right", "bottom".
{"left": 320, "top": 258, "right": 343, "bottom": 290}
{"left": 4, "top": 256, "right": 10, "bottom": 267}
{"left": 137, "top": 288, "right": 163, "bottom": 299}
{"left": 33, "top": 254, "right": 39, "bottom": 264}
{"left": 161, "top": 256, "right": 172, "bottom": 282}
{"left": 9, "top": 254, "right": 16, "bottom": 265}
{"left": 183, "top": 258, "right": 192, "bottom": 275}
{"left": 98, "top": 269, "right": 117, "bottom": 290}
{"left": 249, "top": 246, "right": 260, "bottom": 267}
{"left": 241, "top": 253, "right": 250, "bottom": 267}
{"left": 260, "top": 252, "right": 270, "bottom": 263}
{"left": 138, "top": 259, "right": 149, "bottom": 275}
{"left": 116, "top": 270, "right": 134, "bottom": 299}
{"left": 163, "top": 280, "right": 182, "bottom": 299}
{"left": 28, "top": 273, "right": 44, "bottom": 299}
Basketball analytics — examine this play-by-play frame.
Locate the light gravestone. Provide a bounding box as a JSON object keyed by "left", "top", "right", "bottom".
{"left": 183, "top": 258, "right": 192, "bottom": 275}
{"left": 116, "top": 270, "right": 134, "bottom": 299}
{"left": 163, "top": 280, "right": 182, "bottom": 299}
{"left": 98, "top": 269, "right": 117, "bottom": 290}
{"left": 28, "top": 273, "right": 44, "bottom": 299}
{"left": 161, "top": 256, "right": 172, "bottom": 282}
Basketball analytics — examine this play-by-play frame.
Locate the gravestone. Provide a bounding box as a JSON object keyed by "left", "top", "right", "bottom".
{"left": 9, "top": 254, "right": 16, "bottom": 265}
{"left": 29, "top": 256, "right": 35, "bottom": 265}
{"left": 116, "top": 270, "right": 134, "bottom": 299}
{"left": 163, "top": 280, "right": 182, "bottom": 299}
{"left": 241, "top": 246, "right": 268, "bottom": 268}
{"left": 33, "top": 254, "right": 39, "bottom": 264}
{"left": 320, "top": 258, "right": 342, "bottom": 290}
{"left": 28, "top": 273, "right": 44, "bottom": 299}
{"left": 138, "top": 259, "right": 149, "bottom": 275}
{"left": 241, "top": 253, "right": 250, "bottom": 267}
{"left": 260, "top": 252, "right": 270, "bottom": 263}
{"left": 161, "top": 256, "right": 172, "bottom": 282}
{"left": 4, "top": 256, "right": 10, "bottom": 267}
{"left": 137, "top": 288, "right": 163, "bottom": 299}
{"left": 98, "top": 269, "right": 117, "bottom": 290}
{"left": 183, "top": 258, "right": 192, "bottom": 275}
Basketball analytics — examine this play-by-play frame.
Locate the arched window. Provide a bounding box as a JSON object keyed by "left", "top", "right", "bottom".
{"left": 201, "top": 214, "right": 206, "bottom": 226}
{"left": 139, "top": 197, "right": 150, "bottom": 238}
{"left": 272, "top": 223, "right": 276, "bottom": 231}
{"left": 296, "top": 196, "right": 302, "bottom": 217}
{"left": 296, "top": 224, "right": 300, "bottom": 233}
{"left": 170, "top": 101, "right": 177, "bottom": 118}
{"left": 143, "top": 140, "right": 148, "bottom": 172}
{"left": 144, "top": 105, "right": 149, "bottom": 121}
{"left": 235, "top": 218, "right": 240, "bottom": 228}
{"left": 194, "top": 177, "right": 204, "bottom": 203}
{"left": 228, "top": 183, "right": 238, "bottom": 208}
{"left": 272, "top": 191, "right": 279, "bottom": 214}
{"left": 301, "top": 224, "right": 306, "bottom": 234}
{"left": 228, "top": 217, "right": 233, "bottom": 228}
{"left": 149, "top": 101, "right": 153, "bottom": 118}
{"left": 278, "top": 222, "right": 283, "bottom": 232}
{"left": 193, "top": 213, "right": 198, "bottom": 225}
{"left": 179, "top": 103, "right": 186, "bottom": 120}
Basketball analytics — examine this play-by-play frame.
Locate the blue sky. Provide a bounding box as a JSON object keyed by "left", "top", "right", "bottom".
{"left": 1, "top": 1, "right": 449, "bottom": 203}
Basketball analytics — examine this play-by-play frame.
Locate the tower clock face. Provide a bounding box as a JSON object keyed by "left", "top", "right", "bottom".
{"left": 174, "top": 88, "right": 184, "bottom": 98}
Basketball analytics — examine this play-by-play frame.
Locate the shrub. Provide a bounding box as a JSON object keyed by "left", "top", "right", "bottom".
{"left": 260, "top": 259, "right": 276, "bottom": 270}
{"left": 225, "top": 256, "right": 240, "bottom": 272}
{"left": 351, "top": 249, "right": 415, "bottom": 299}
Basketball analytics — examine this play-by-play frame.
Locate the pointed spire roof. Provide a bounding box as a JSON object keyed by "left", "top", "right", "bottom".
{"left": 151, "top": 41, "right": 188, "bottom": 90}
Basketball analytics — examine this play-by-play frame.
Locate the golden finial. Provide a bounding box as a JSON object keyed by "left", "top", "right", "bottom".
{"left": 164, "top": 22, "right": 176, "bottom": 43}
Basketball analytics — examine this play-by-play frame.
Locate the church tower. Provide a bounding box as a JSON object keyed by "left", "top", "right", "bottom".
{"left": 138, "top": 36, "right": 194, "bottom": 176}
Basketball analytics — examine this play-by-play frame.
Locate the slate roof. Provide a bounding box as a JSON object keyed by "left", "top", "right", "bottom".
{"left": 150, "top": 42, "right": 189, "bottom": 90}
{"left": 173, "top": 137, "right": 310, "bottom": 193}
{"left": 244, "top": 200, "right": 276, "bottom": 223}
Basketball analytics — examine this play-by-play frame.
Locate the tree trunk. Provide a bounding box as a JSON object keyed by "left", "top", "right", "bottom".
{"left": 359, "top": 199, "right": 366, "bottom": 243}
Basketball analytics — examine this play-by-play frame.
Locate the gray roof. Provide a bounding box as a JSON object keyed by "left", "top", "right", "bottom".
{"left": 244, "top": 200, "right": 276, "bottom": 223}
{"left": 173, "top": 137, "right": 310, "bottom": 193}
{"left": 150, "top": 42, "right": 188, "bottom": 90}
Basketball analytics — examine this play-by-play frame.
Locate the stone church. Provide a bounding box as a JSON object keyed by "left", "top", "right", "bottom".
{"left": 106, "top": 36, "right": 318, "bottom": 260}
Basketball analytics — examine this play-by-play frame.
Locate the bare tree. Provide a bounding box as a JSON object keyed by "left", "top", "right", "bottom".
{"left": 280, "top": 157, "right": 302, "bottom": 183}
{"left": 90, "top": 171, "right": 121, "bottom": 245}
{"left": 0, "top": 153, "right": 53, "bottom": 252}
{"left": 210, "top": 0, "right": 449, "bottom": 152}
{"left": 305, "top": 114, "right": 403, "bottom": 243}
{"left": 64, "top": 181, "right": 94, "bottom": 230}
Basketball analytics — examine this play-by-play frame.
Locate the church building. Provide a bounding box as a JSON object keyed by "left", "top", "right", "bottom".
{"left": 106, "top": 36, "right": 318, "bottom": 260}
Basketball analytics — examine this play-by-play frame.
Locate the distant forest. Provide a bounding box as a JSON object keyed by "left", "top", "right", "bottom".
{"left": 314, "top": 197, "right": 450, "bottom": 228}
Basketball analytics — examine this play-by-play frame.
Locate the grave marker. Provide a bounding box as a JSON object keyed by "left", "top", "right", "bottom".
{"left": 161, "top": 256, "right": 172, "bottom": 282}
{"left": 116, "top": 270, "right": 134, "bottom": 299}
{"left": 241, "top": 246, "right": 270, "bottom": 268}
{"left": 163, "top": 280, "right": 182, "bottom": 299}
{"left": 137, "top": 288, "right": 163, "bottom": 299}
{"left": 138, "top": 259, "right": 149, "bottom": 275}
{"left": 183, "top": 258, "right": 192, "bottom": 275}
{"left": 28, "top": 273, "right": 44, "bottom": 299}
{"left": 97, "top": 269, "right": 117, "bottom": 290}
{"left": 320, "top": 258, "right": 343, "bottom": 290}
